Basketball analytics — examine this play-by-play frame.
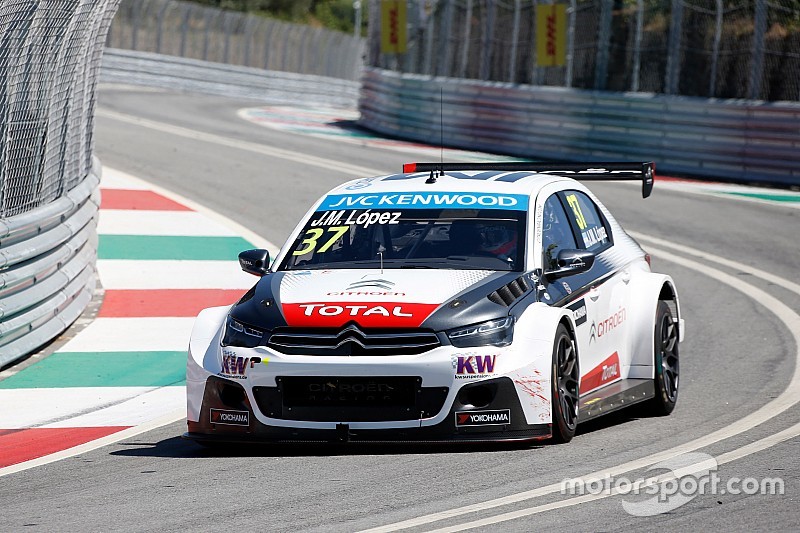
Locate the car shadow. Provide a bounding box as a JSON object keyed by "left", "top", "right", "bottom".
{"left": 576, "top": 408, "right": 644, "bottom": 437}
{"left": 110, "top": 435, "right": 547, "bottom": 458}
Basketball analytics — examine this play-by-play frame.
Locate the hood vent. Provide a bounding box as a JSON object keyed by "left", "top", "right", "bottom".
{"left": 488, "top": 276, "right": 530, "bottom": 306}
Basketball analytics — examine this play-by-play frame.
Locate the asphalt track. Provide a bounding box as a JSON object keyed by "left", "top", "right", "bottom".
{"left": 1, "top": 85, "right": 798, "bottom": 531}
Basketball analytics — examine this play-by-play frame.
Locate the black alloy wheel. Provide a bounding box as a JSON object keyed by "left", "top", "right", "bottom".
{"left": 551, "top": 323, "right": 579, "bottom": 443}
{"left": 648, "top": 300, "right": 680, "bottom": 415}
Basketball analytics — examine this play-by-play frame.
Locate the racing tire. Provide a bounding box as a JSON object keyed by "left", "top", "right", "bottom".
{"left": 646, "top": 300, "right": 680, "bottom": 416}
{"left": 551, "top": 323, "right": 579, "bottom": 443}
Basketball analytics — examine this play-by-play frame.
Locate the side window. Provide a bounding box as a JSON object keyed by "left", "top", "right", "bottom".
{"left": 542, "top": 194, "right": 578, "bottom": 270}
{"left": 562, "top": 191, "right": 612, "bottom": 253}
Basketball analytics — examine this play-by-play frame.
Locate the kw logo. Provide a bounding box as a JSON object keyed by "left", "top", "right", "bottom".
{"left": 454, "top": 354, "right": 498, "bottom": 378}
{"left": 221, "top": 355, "right": 255, "bottom": 377}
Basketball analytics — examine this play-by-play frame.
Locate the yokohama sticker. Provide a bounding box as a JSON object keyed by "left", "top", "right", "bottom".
{"left": 210, "top": 408, "right": 250, "bottom": 426}
{"left": 567, "top": 299, "right": 588, "bottom": 326}
{"left": 455, "top": 409, "right": 511, "bottom": 427}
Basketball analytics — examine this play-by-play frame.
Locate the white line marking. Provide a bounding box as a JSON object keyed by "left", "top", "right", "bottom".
{"left": 361, "top": 243, "right": 800, "bottom": 532}
{"left": 427, "top": 420, "right": 800, "bottom": 532}
{"left": 0, "top": 409, "right": 185, "bottom": 478}
{"left": 102, "top": 167, "right": 279, "bottom": 253}
{"left": 97, "top": 259, "right": 254, "bottom": 290}
{"left": 628, "top": 230, "right": 800, "bottom": 296}
{"left": 98, "top": 112, "right": 385, "bottom": 179}
{"left": 98, "top": 210, "right": 241, "bottom": 237}
{"left": 57, "top": 317, "right": 196, "bottom": 352}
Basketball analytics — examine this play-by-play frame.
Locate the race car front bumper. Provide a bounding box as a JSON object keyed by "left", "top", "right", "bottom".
{"left": 184, "top": 374, "right": 551, "bottom": 444}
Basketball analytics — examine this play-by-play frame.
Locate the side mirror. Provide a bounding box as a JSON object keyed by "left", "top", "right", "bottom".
{"left": 546, "top": 249, "right": 595, "bottom": 280}
{"left": 238, "top": 249, "right": 270, "bottom": 277}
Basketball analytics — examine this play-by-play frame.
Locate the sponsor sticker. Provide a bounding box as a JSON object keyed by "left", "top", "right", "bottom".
{"left": 281, "top": 301, "right": 438, "bottom": 328}
{"left": 567, "top": 298, "right": 587, "bottom": 326}
{"left": 579, "top": 351, "right": 621, "bottom": 394}
{"left": 317, "top": 192, "right": 529, "bottom": 211}
{"left": 219, "top": 350, "right": 256, "bottom": 380}
{"left": 452, "top": 353, "right": 499, "bottom": 379}
{"left": 309, "top": 209, "right": 402, "bottom": 228}
{"left": 588, "top": 306, "right": 626, "bottom": 343}
{"left": 455, "top": 409, "right": 511, "bottom": 427}
{"left": 210, "top": 408, "right": 250, "bottom": 426}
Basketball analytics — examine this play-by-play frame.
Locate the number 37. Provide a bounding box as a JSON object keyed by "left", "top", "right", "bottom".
{"left": 292, "top": 226, "right": 349, "bottom": 256}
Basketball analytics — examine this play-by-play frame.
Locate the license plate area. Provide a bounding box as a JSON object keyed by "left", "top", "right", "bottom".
{"left": 280, "top": 376, "right": 418, "bottom": 408}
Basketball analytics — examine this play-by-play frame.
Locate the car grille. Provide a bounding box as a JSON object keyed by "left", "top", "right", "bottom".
{"left": 253, "top": 377, "right": 449, "bottom": 422}
{"left": 267, "top": 324, "right": 441, "bottom": 356}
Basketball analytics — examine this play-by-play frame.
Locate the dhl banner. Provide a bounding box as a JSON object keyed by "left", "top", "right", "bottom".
{"left": 381, "top": 0, "right": 407, "bottom": 54}
{"left": 536, "top": 4, "right": 567, "bottom": 67}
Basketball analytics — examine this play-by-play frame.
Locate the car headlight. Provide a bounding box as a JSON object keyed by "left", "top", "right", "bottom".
{"left": 221, "top": 315, "right": 267, "bottom": 348}
{"left": 446, "top": 316, "right": 514, "bottom": 348}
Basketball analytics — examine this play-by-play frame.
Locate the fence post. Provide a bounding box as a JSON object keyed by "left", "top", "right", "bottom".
{"left": 131, "top": 0, "right": 142, "bottom": 49}
{"left": 202, "top": 9, "right": 214, "bottom": 61}
{"left": 508, "top": 0, "right": 521, "bottom": 82}
{"left": 749, "top": 0, "right": 767, "bottom": 99}
{"left": 565, "top": 0, "right": 576, "bottom": 87}
{"left": 436, "top": 0, "right": 454, "bottom": 76}
{"left": 665, "top": 0, "right": 683, "bottom": 94}
{"left": 709, "top": 0, "right": 722, "bottom": 96}
{"left": 594, "top": 0, "right": 613, "bottom": 90}
{"left": 479, "top": 0, "right": 496, "bottom": 80}
{"left": 458, "top": 0, "right": 473, "bottom": 78}
{"left": 155, "top": 1, "right": 170, "bottom": 54}
{"left": 631, "top": 0, "right": 643, "bottom": 91}
{"left": 423, "top": 0, "right": 437, "bottom": 75}
{"left": 244, "top": 16, "right": 255, "bottom": 66}
{"left": 179, "top": 4, "right": 191, "bottom": 57}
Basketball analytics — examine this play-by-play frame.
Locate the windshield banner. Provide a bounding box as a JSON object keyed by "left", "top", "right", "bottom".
{"left": 317, "top": 191, "right": 529, "bottom": 211}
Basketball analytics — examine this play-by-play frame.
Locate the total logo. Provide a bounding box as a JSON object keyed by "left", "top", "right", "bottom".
{"left": 282, "top": 301, "right": 438, "bottom": 327}
{"left": 452, "top": 354, "right": 498, "bottom": 379}
{"left": 601, "top": 362, "right": 619, "bottom": 381}
{"left": 298, "top": 303, "right": 412, "bottom": 317}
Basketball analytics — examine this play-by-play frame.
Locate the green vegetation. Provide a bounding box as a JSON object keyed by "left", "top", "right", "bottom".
{"left": 189, "top": 0, "right": 368, "bottom": 35}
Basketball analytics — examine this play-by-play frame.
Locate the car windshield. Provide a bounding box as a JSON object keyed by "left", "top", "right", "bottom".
{"left": 280, "top": 208, "right": 526, "bottom": 271}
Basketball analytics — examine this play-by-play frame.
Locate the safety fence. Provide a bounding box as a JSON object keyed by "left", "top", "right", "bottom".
{"left": 107, "top": 0, "right": 366, "bottom": 81}
{"left": 358, "top": 67, "right": 800, "bottom": 185}
{"left": 101, "top": 49, "right": 360, "bottom": 108}
{"left": 0, "top": 1, "right": 119, "bottom": 367}
{"left": 366, "top": 0, "right": 800, "bottom": 102}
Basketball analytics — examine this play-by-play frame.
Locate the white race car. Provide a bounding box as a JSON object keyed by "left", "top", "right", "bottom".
{"left": 185, "top": 162, "right": 683, "bottom": 444}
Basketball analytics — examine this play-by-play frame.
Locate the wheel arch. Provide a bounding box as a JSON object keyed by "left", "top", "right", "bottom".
{"left": 627, "top": 273, "right": 682, "bottom": 378}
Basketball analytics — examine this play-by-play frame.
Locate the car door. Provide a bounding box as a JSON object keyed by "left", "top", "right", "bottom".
{"left": 538, "top": 193, "right": 601, "bottom": 377}
{"left": 558, "top": 189, "right": 630, "bottom": 395}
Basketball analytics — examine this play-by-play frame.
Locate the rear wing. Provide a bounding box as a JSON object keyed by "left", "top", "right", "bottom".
{"left": 402, "top": 161, "right": 656, "bottom": 198}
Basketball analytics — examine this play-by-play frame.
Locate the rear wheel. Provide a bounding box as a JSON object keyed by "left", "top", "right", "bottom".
{"left": 648, "top": 300, "right": 680, "bottom": 415}
{"left": 551, "top": 323, "right": 579, "bottom": 443}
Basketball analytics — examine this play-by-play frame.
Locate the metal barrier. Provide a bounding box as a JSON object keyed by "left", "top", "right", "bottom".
{"left": 358, "top": 68, "right": 800, "bottom": 186}
{"left": 365, "top": 0, "right": 800, "bottom": 102}
{"left": 108, "top": 0, "right": 365, "bottom": 82}
{"left": 101, "top": 48, "right": 360, "bottom": 108}
{"left": 0, "top": 1, "right": 119, "bottom": 367}
{"left": 0, "top": 163, "right": 100, "bottom": 367}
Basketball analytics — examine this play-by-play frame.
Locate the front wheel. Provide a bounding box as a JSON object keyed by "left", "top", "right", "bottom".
{"left": 647, "top": 300, "right": 680, "bottom": 415}
{"left": 551, "top": 323, "right": 579, "bottom": 443}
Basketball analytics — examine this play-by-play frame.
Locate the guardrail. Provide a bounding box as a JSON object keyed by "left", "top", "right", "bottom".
{"left": 101, "top": 49, "right": 360, "bottom": 108}
{"left": 358, "top": 68, "right": 800, "bottom": 186}
{"left": 0, "top": 161, "right": 100, "bottom": 368}
{"left": 108, "top": 0, "right": 365, "bottom": 82}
